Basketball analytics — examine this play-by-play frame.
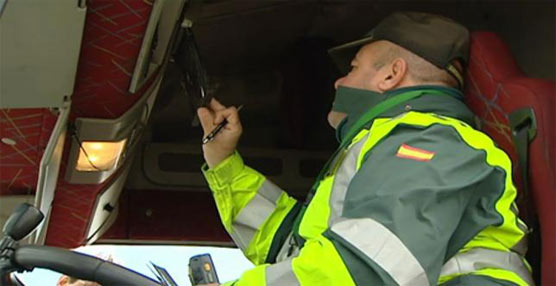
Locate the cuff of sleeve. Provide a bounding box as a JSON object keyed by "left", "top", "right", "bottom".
{"left": 202, "top": 151, "right": 245, "bottom": 188}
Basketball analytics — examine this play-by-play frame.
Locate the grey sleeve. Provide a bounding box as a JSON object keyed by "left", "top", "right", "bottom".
{"left": 329, "top": 123, "right": 503, "bottom": 285}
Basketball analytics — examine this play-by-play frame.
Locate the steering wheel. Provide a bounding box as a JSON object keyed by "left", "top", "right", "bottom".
{"left": 0, "top": 204, "right": 161, "bottom": 286}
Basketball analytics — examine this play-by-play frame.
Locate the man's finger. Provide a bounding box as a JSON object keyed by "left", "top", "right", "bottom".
{"left": 214, "top": 107, "right": 240, "bottom": 126}
{"left": 209, "top": 98, "right": 226, "bottom": 111}
{"left": 223, "top": 106, "right": 240, "bottom": 125}
{"left": 213, "top": 113, "right": 225, "bottom": 126}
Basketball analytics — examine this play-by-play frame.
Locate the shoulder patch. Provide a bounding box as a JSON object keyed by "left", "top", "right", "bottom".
{"left": 396, "top": 144, "right": 435, "bottom": 162}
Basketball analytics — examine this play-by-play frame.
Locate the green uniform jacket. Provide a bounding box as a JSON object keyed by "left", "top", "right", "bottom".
{"left": 202, "top": 86, "right": 533, "bottom": 286}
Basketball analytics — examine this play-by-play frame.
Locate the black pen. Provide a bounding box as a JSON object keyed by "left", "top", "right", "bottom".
{"left": 202, "top": 105, "right": 244, "bottom": 144}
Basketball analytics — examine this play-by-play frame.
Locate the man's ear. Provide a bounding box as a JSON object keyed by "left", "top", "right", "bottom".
{"left": 377, "top": 58, "right": 408, "bottom": 91}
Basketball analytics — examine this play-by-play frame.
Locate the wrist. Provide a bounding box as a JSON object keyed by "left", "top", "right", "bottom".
{"left": 204, "top": 149, "right": 235, "bottom": 169}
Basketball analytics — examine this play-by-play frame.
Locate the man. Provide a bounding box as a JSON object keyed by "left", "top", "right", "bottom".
{"left": 56, "top": 276, "right": 100, "bottom": 286}
{"left": 198, "top": 12, "right": 533, "bottom": 285}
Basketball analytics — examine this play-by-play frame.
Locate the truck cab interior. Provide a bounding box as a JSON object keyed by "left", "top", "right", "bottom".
{"left": 0, "top": 0, "right": 554, "bottom": 284}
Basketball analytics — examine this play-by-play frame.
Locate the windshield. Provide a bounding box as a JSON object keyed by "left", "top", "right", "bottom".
{"left": 17, "top": 245, "right": 253, "bottom": 286}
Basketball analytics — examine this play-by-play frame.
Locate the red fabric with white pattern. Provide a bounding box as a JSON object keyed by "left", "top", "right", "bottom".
{"left": 0, "top": 109, "right": 57, "bottom": 195}
{"left": 70, "top": 0, "right": 154, "bottom": 119}
{"left": 464, "top": 31, "right": 555, "bottom": 285}
{"left": 44, "top": 0, "right": 155, "bottom": 248}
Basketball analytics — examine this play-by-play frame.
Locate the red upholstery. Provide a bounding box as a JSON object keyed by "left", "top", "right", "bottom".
{"left": 465, "top": 31, "right": 555, "bottom": 285}
{"left": 45, "top": 0, "right": 156, "bottom": 247}
{"left": 0, "top": 109, "right": 57, "bottom": 195}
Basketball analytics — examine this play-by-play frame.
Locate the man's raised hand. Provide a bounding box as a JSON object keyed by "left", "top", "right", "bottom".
{"left": 197, "top": 98, "right": 243, "bottom": 168}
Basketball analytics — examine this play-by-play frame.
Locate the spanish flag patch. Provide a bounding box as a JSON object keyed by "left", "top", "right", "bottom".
{"left": 396, "top": 144, "right": 435, "bottom": 162}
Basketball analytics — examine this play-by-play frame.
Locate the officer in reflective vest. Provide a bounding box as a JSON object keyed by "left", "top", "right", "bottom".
{"left": 197, "top": 11, "right": 533, "bottom": 286}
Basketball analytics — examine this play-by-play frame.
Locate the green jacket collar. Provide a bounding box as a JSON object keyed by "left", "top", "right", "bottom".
{"left": 335, "top": 85, "right": 474, "bottom": 143}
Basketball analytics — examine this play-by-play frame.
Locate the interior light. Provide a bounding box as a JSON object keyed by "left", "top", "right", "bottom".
{"left": 76, "top": 139, "right": 127, "bottom": 171}
{"left": 89, "top": 143, "right": 104, "bottom": 150}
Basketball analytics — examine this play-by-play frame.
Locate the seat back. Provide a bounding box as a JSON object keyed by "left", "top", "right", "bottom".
{"left": 464, "top": 31, "right": 555, "bottom": 285}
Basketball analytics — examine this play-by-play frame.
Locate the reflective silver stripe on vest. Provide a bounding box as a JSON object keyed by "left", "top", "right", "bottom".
{"left": 231, "top": 180, "right": 283, "bottom": 251}
{"left": 275, "top": 231, "right": 300, "bottom": 263}
{"left": 508, "top": 202, "right": 530, "bottom": 256}
{"left": 331, "top": 218, "right": 429, "bottom": 286}
{"left": 328, "top": 137, "right": 368, "bottom": 226}
{"left": 511, "top": 235, "right": 528, "bottom": 257}
{"left": 259, "top": 179, "right": 284, "bottom": 202}
{"left": 510, "top": 202, "right": 519, "bottom": 216}
{"left": 440, "top": 248, "right": 534, "bottom": 285}
{"left": 266, "top": 257, "right": 300, "bottom": 286}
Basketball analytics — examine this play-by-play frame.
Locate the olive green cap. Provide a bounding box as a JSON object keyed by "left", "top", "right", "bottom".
{"left": 329, "top": 11, "right": 470, "bottom": 87}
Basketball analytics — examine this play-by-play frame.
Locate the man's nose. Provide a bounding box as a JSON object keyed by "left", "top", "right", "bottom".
{"left": 334, "top": 77, "right": 345, "bottom": 90}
